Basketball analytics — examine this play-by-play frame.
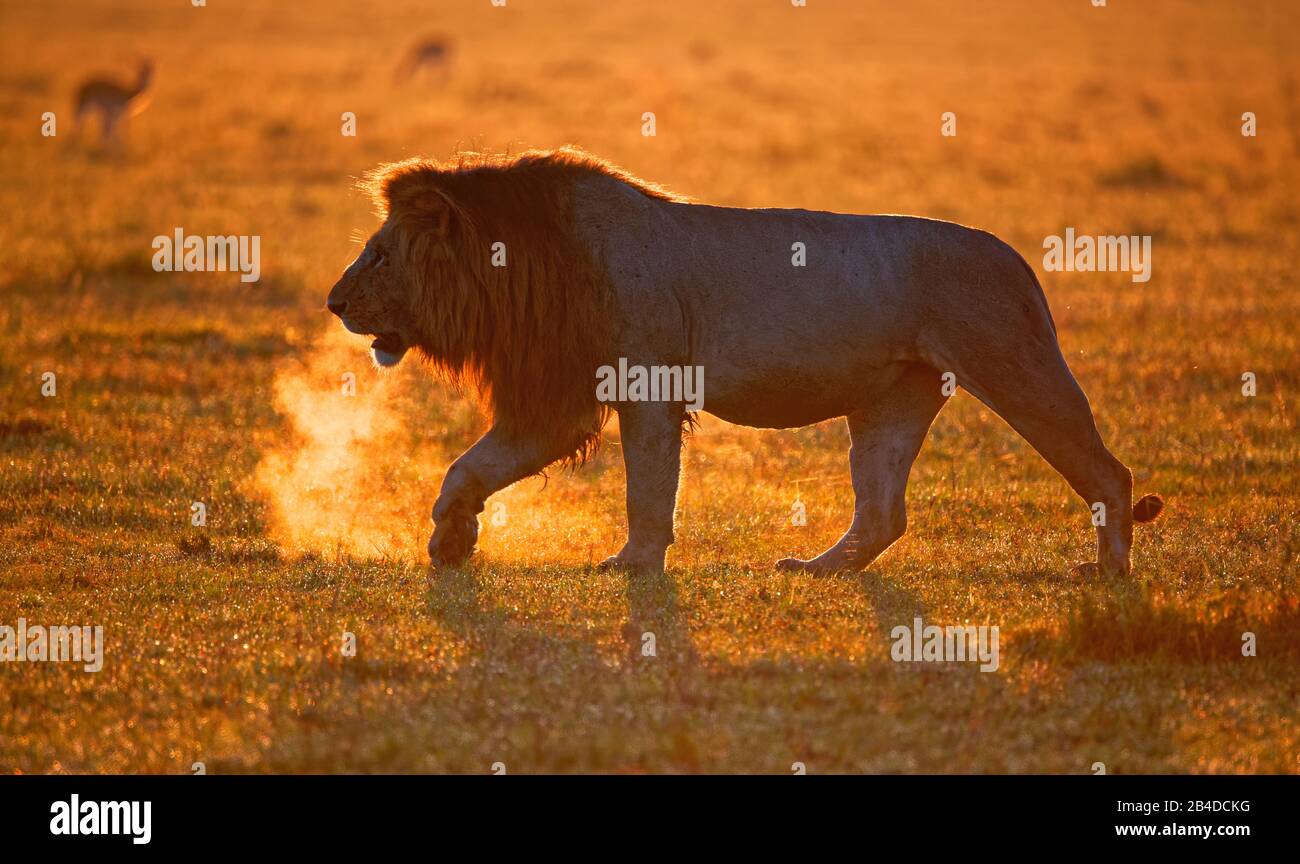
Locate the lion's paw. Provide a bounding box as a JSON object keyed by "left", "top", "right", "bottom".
{"left": 1069, "top": 561, "right": 1100, "bottom": 579}
{"left": 596, "top": 549, "right": 666, "bottom": 574}
{"left": 428, "top": 509, "right": 479, "bottom": 568}
{"left": 1071, "top": 560, "right": 1132, "bottom": 579}
{"left": 776, "top": 554, "right": 864, "bottom": 576}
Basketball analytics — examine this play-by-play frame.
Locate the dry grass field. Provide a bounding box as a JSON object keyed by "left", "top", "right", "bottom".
{"left": 1, "top": 0, "right": 1297, "bottom": 773}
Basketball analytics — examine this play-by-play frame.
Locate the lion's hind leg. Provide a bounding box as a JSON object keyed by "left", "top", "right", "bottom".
{"left": 777, "top": 364, "right": 947, "bottom": 576}
{"left": 947, "top": 340, "right": 1150, "bottom": 578}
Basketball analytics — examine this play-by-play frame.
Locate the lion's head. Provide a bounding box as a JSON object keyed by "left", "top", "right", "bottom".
{"left": 326, "top": 222, "right": 412, "bottom": 367}
{"left": 328, "top": 147, "right": 672, "bottom": 463}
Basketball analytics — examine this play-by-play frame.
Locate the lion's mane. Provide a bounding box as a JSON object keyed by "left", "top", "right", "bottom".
{"left": 363, "top": 147, "right": 680, "bottom": 464}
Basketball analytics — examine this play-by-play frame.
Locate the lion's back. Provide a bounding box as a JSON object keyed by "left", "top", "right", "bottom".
{"left": 573, "top": 180, "right": 1016, "bottom": 359}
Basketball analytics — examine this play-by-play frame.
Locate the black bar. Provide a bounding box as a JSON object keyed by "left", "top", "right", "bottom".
{"left": 1, "top": 775, "right": 1289, "bottom": 851}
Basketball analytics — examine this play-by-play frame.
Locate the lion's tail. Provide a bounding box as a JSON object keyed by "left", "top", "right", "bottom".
{"left": 1133, "top": 493, "right": 1165, "bottom": 523}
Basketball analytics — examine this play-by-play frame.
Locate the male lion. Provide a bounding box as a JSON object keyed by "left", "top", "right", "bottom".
{"left": 327, "top": 147, "right": 1162, "bottom": 576}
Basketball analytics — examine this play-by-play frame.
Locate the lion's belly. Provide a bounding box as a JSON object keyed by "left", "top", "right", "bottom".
{"left": 697, "top": 356, "right": 907, "bottom": 429}
{"left": 703, "top": 392, "right": 847, "bottom": 429}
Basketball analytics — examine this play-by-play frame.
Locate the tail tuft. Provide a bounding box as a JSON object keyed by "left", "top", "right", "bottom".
{"left": 1133, "top": 493, "right": 1164, "bottom": 523}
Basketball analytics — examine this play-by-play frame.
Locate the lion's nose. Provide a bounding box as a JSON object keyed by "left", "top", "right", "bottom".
{"left": 327, "top": 300, "right": 348, "bottom": 317}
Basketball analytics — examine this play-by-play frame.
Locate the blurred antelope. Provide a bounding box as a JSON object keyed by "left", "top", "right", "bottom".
{"left": 74, "top": 58, "right": 153, "bottom": 147}
{"left": 394, "top": 35, "right": 453, "bottom": 82}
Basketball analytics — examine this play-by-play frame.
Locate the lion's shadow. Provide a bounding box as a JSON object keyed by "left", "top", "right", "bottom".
{"left": 425, "top": 563, "right": 699, "bottom": 674}
{"left": 255, "top": 558, "right": 1192, "bottom": 772}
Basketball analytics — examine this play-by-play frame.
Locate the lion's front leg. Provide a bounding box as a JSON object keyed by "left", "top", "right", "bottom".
{"left": 599, "top": 402, "right": 683, "bottom": 574}
{"left": 428, "top": 426, "right": 570, "bottom": 568}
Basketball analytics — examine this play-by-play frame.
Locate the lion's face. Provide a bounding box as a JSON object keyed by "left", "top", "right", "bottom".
{"left": 326, "top": 224, "right": 412, "bottom": 367}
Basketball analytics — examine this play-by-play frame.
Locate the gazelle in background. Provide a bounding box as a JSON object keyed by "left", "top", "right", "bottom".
{"left": 74, "top": 58, "right": 153, "bottom": 148}
{"left": 394, "top": 35, "right": 453, "bottom": 82}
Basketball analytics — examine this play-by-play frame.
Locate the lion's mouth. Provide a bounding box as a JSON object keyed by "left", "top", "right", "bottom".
{"left": 370, "top": 332, "right": 408, "bottom": 367}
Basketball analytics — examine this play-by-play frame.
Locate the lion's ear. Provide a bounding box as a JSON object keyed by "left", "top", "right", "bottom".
{"left": 388, "top": 182, "right": 456, "bottom": 237}
{"left": 430, "top": 191, "right": 454, "bottom": 236}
